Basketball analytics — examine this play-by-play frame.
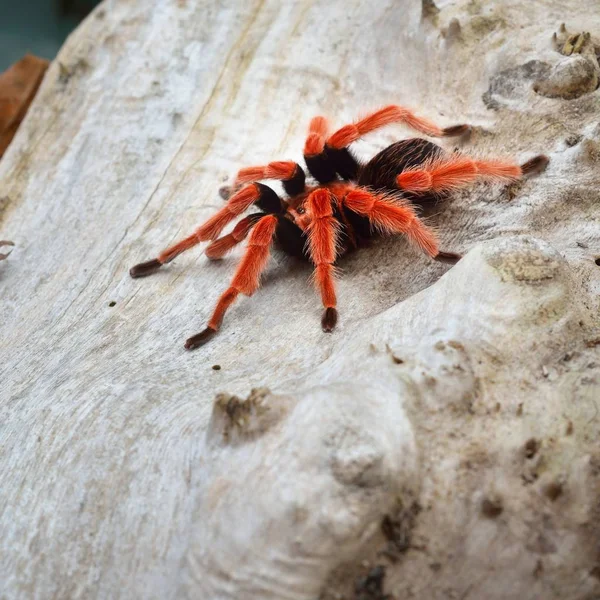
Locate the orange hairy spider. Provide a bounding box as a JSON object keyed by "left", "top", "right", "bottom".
{"left": 130, "top": 105, "right": 548, "bottom": 350}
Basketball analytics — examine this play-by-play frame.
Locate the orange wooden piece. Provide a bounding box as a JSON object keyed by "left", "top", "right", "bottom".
{"left": 0, "top": 54, "right": 49, "bottom": 157}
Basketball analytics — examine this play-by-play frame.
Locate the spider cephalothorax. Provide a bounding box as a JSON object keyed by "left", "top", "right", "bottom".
{"left": 130, "top": 105, "right": 548, "bottom": 349}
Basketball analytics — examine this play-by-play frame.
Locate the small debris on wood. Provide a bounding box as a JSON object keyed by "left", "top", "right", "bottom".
{"left": 481, "top": 495, "right": 503, "bottom": 518}
{"left": 380, "top": 501, "right": 421, "bottom": 562}
{"left": 421, "top": 0, "right": 440, "bottom": 19}
{"left": 524, "top": 438, "right": 540, "bottom": 459}
{"left": 442, "top": 18, "right": 462, "bottom": 44}
{"left": 0, "top": 240, "right": 15, "bottom": 260}
{"left": 544, "top": 480, "right": 563, "bottom": 501}
{"left": 354, "top": 566, "right": 392, "bottom": 600}
{"left": 58, "top": 58, "right": 90, "bottom": 86}
{"left": 385, "top": 344, "right": 404, "bottom": 365}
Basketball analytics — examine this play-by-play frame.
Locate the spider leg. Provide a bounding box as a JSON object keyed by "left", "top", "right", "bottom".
{"left": 130, "top": 183, "right": 283, "bottom": 278}
{"left": 342, "top": 188, "right": 439, "bottom": 257}
{"left": 395, "top": 154, "right": 549, "bottom": 194}
{"left": 205, "top": 213, "right": 264, "bottom": 260}
{"left": 304, "top": 115, "right": 329, "bottom": 156}
{"left": 220, "top": 160, "right": 306, "bottom": 200}
{"left": 303, "top": 116, "right": 340, "bottom": 184}
{"left": 185, "top": 214, "right": 279, "bottom": 350}
{"left": 306, "top": 188, "right": 340, "bottom": 332}
{"left": 326, "top": 105, "right": 470, "bottom": 150}
{"left": 233, "top": 160, "right": 306, "bottom": 197}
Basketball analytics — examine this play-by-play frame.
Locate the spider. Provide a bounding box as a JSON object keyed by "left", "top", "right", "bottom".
{"left": 130, "top": 105, "right": 548, "bottom": 350}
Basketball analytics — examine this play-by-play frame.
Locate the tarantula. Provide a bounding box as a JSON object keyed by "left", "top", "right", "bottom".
{"left": 130, "top": 105, "right": 547, "bottom": 349}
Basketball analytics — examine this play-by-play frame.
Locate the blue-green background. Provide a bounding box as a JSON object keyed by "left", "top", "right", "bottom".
{"left": 0, "top": 0, "right": 101, "bottom": 71}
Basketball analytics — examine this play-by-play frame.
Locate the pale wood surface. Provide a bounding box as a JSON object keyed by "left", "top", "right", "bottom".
{"left": 1, "top": 0, "right": 600, "bottom": 598}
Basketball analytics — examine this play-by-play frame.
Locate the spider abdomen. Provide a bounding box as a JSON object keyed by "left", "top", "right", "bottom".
{"left": 358, "top": 138, "right": 445, "bottom": 205}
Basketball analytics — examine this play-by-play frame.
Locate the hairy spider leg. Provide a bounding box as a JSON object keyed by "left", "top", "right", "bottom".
{"left": 306, "top": 188, "right": 340, "bottom": 332}
{"left": 395, "top": 154, "right": 549, "bottom": 194}
{"left": 303, "top": 116, "right": 340, "bottom": 184}
{"left": 304, "top": 116, "right": 329, "bottom": 156}
{"left": 326, "top": 105, "right": 470, "bottom": 150}
{"left": 205, "top": 213, "right": 264, "bottom": 259}
{"left": 234, "top": 160, "right": 306, "bottom": 197}
{"left": 185, "top": 214, "right": 279, "bottom": 350}
{"left": 342, "top": 188, "right": 439, "bottom": 257}
{"left": 130, "top": 183, "right": 280, "bottom": 278}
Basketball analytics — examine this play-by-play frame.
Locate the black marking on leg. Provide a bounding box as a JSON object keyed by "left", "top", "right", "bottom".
{"left": 521, "top": 155, "right": 549, "bottom": 175}
{"left": 282, "top": 165, "right": 306, "bottom": 197}
{"left": 304, "top": 152, "right": 338, "bottom": 184}
{"left": 322, "top": 307, "right": 338, "bottom": 332}
{"left": 255, "top": 183, "right": 285, "bottom": 214}
{"left": 185, "top": 327, "right": 217, "bottom": 350}
{"left": 130, "top": 259, "right": 163, "bottom": 278}
{"left": 434, "top": 251, "right": 462, "bottom": 265}
{"left": 325, "top": 145, "right": 359, "bottom": 180}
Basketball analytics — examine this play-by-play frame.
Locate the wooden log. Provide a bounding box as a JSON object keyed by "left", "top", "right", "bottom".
{"left": 1, "top": 1, "right": 599, "bottom": 598}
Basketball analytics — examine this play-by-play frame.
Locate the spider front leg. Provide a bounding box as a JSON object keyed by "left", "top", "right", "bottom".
{"left": 220, "top": 160, "right": 306, "bottom": 200}
{"left": 306, "top": 188, "right": 340, "bottom": 332}
{"left": 130, "top": 183, "right": 282, "bottom": 278}
{"left": 185, "top": 214, "right": 278, "bottom": 350}
{"left": 327, "top": 105, "right": 470, "bottom": 150}
{"left": 395, "top": 154, "right": 549, "bottom": 194}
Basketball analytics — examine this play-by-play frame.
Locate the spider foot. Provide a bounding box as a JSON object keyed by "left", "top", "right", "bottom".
{"left": 442, "top": 124, "right": 471, "bottom": 137}
{"left": 130, "top": 259, "right": 163, "bottom": 278}
{"left": 521, "top": 155, "right": 549, "bottom": 175}
{"left": 322, "top": 307, "right": 338, "bottom": 332}
{"left": 185, "top": 327, "right": 217, "bottom": 350}
{"left": 218, "top": 185, "right": 232, "bottom": 200}
{"left": 434, "top": 251, "right": 462, "bottom": 265}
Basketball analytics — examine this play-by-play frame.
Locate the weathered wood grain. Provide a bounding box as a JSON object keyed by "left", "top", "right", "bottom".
{"left": 1, "top": 0, "right": 599, "bottom": 598}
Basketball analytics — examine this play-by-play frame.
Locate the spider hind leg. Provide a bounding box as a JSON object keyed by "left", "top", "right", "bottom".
{"left": 358, "top": 138, "right": 446, "bottom": 205}
{"left": 395, "top": 153, "right": 549, "bottom": 195}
